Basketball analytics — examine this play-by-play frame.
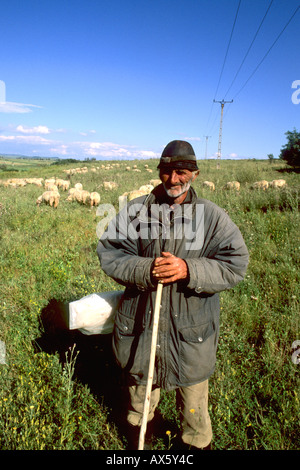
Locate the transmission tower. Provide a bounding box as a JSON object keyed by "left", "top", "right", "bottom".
{"left": 203, "top": 135, "right": 211, "bottom": 159}
{"left": 213, "top": 99, "right": 233, "bottom": 168}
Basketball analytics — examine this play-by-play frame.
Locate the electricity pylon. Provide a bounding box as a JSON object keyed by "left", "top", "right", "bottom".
{"left": 203, "top": 135, "right": 211, "bottom": 159}
{"left": 213, "top": 99, "right": 233, "bottom": 168}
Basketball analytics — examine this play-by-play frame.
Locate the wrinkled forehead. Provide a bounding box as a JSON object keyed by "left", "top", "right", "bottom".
{"left": 159, "top": 167, "right": 196, "bottom": 175}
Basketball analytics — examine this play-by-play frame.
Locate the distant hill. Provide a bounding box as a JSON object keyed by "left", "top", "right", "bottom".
{"left": 0, "top": 153, "right": 59, "bottom": 160}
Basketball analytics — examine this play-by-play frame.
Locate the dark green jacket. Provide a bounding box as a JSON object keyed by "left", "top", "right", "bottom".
{"left": 97, "top": 185, "right": 249, "bottom": 390}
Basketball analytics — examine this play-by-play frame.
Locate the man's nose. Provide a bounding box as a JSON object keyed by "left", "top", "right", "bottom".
{"left": 170, "top": 170, "right": 180, "bottom": 184}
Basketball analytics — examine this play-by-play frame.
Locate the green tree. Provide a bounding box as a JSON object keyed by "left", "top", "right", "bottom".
{"left": 279, "top": 128, "right": 300, "bottom": 168}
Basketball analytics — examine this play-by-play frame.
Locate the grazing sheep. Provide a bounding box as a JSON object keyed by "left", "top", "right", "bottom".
{"left": 81, "top": 190, "right": 91, "bottom": 205}
{"left": 118, "top": 185, "right": 154, "bottom": 209}
{"left": 223, "top": 181, "right": 240, "bottom": 191}
{"left": 251, "top": 180, "right": 268, "bottom": 190}
{"left": 127, "top": 188, "right": 152, "bottom": 201}
{"left": 4, "top": 178, "right": 27, "bottom": 187}
{"left": 103, "top": 181, "right": 118, "bottom": 191}
{"left": 67, "top": 189, "right": 83, "bottom": 203}
{"left": 45, "top": 182, "right": 58, "bottom": 191}
{"left": 25, "top": 178, "right": 44, "bottom": 187}
{"left": 202, "top": 181, "right": 215, "bottom": 191}
{"left": 36, "top": 190, "right": 60, "bottom": 208}
{"left": 139, "top": 184, "right": 154, "bottom": 193}
{"left": 55, "top": 178, "right": 70, "bottom": 191}
{"left": 67, "top": 187, "right": 76, "bottom": 197}
{"left": 45, "top": 178, "right": 56, "bottom": 185}
{"left": 269, "top": 179, "right": 287, "bottom": 189}
{"left": 150, "top": 179, "right": 161, "bottom": 187}
{"left": 74, "top": 183, "right": 83, "bottom": 190}
{"left": 67, "top": 189, "right": 91, "bottom": 205}
{"left": 90, "top": 191, "right": 101, "bottom": 206}
{"left": 125, "top": 167, "right": 131, "bottom": 171}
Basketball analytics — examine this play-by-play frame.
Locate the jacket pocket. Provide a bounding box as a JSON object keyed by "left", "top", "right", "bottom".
{"left": 178, "top": 321, "right": 217, "bottom": 384}
{"left": 112, "top": 312, "right": 150, "bottom": 378}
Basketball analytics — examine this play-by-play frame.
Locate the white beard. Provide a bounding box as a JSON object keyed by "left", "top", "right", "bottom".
{"left": 162, "top": 179, "right": 192, "bottom": 199}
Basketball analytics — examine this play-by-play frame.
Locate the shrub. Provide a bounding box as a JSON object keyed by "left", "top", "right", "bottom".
{"left": 279, "top": 128, "right": 300, "bottom": 169}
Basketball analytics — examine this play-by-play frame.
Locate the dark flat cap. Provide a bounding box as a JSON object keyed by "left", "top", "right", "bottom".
{"left": 157, "top": 140, "right": 198, "bottom": 171}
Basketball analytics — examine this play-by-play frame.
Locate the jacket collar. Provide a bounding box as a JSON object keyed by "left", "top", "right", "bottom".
{"left": 136, "top": 184, "right": 198, "bottom": 224}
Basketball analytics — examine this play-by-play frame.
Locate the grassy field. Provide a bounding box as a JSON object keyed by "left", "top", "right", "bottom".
{"left": 0, "top": 157, "right": 299, "bottom": 450}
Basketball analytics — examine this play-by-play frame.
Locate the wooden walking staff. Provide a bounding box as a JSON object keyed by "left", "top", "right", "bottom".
{"left": 138, "top": 281, "right": 163, "bottom": 450}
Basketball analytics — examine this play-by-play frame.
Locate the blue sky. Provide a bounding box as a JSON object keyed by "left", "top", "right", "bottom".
{"left": 0, "top": 0, "right": 299, "bottom": 161}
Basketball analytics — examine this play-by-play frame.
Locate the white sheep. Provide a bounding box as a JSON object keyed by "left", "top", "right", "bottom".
{"left": 269, "top": 179, "right": 287, "bottom": 189}
{"left": 251, "top": 180, "right": 268, "bottom": 190}
{"left": 67, "top": 189, "right": 83, "bottom": 203}
{"left": 67, "top": 189, "right": 91, "bottom": 205}
{"left": 45, "top": 182, "right": 58, "bottom": 191}
{"left": 45, "top": 178, "right": 56, "bottom": 185}
{"left": 4, "top": 178, "right": 27, "bottom": 187}
{"left": 150, "top": 179, "right": 161, "bottom": 187}
{"left": 223, "top": 181, "right": 240, "bottom": 191}
{"left": 36, "top": 190, "right": 60, "bottom": 208}
{"left": 103, "top": 181, "right": 118, "bottom": 191}
{"left": 25, "top": 178, "right": 44, "bottom": 187}
{"left": 90, "top": 191, "right": 101, "bottom": 206}
{"left": 127, "top": 188, "right": 152, "bottom": 201}
{"left": 55, "top": 178, "right": 70, "bottom": 191}
{"left": 139, "top": 184, "right": 154, "bottom": 193}
{"left": 202, "top": 181, "right": 215, "bottom": 191}
{"left": 74, "top": 183, "right": 83, "bottom": 190}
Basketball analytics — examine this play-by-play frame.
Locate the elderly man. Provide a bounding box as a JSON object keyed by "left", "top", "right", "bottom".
{"left": 97, "top": 140, "right": 249, "bottom": 450}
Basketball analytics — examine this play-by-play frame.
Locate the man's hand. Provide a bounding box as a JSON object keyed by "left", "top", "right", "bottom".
{"left": 152, "top": 252, "right": 188, "bottom": 284}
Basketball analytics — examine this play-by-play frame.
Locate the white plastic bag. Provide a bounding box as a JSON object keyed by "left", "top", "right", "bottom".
{"left": 69, "top": 290, "right": 123, "bottom": 335}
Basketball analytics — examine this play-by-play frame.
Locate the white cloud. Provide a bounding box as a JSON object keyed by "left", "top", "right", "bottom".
{"left": 0, "top": 127, "right": 159, "bottom": 159}
{"left": 183, "top": 136, "right": 201, "bottom": 142}
{"left": 0, "top": 101, "right": 42, "bottom": 114}
{"left": 0, "top": 135, "right": 52, "bottom": 145}
{"left": 76, "top": 141, "right": 159, "bottom": 159}
{"left": 16, "top": 125, "right": 50, "bottom": 134}
{"left": 79, "top": 129, "right": 97, "bottom": 136}
{"left": 50, "top": 144, "right": 68, "bottom": 155}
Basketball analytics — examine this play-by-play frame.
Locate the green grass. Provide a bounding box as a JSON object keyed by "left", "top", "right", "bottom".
{"left": 0, "top": 158, "right": 299, "bottom": 450}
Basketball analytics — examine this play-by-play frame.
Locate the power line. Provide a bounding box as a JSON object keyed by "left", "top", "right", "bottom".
{"left": 232, "top": 4, "right": 300, "bottom": 99}
{"left": 223, "top": 0, "right": 274, "bottom": 99}
{"left": 205, "top": 0, "right": 242, "bottom": 134}
{"left": 212, "top": 3, "right": 299, "bottom": 137}
{"left": 213, "top": 0, "right": 242, "bottom": 101}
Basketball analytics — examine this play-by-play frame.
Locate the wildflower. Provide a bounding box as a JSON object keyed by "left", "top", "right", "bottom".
{"left": 166, "top": 430, "right": 171, "bottom": 436}
{"left": 189, "top": 408, "right": 195, "bottom": 414}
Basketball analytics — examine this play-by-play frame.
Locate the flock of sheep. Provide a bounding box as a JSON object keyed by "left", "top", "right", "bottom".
{"left": 0, "top": 176, "right": 101, "bottom": 209}
{"left": 202, "top": 178, "right": 287, "bottom": 191}
{"left": 0, "top": 165, "right": 287, "bottom": 211}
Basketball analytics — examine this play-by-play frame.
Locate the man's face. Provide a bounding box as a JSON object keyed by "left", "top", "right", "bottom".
{"left": 159, "top": 167, "right": 198, "bottom": 199}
